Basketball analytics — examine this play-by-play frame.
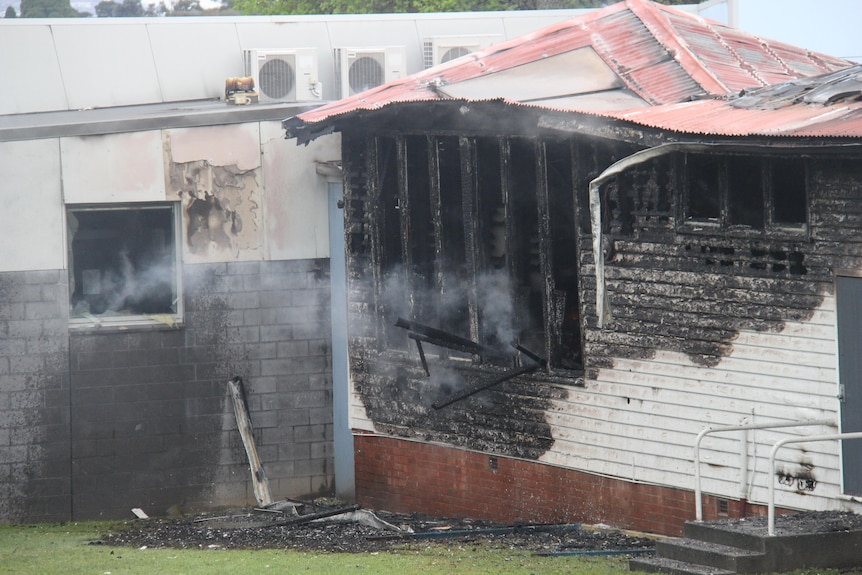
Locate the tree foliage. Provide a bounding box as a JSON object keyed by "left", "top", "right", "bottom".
{"left": 95, "top": 0, "right": 146, "bottom": 16}
{"left": 20, "top": 0, "right": 81, "bottom": 17}
{"left": 4, "top": 5, "right": 17, "bottom": 16}
{"left": 233, "top": 0, "right": 698, "bottom": 15}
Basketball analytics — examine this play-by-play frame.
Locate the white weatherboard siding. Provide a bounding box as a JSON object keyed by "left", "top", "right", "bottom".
{"left": 542, "top": 294, "right": 855, "bottom": 513}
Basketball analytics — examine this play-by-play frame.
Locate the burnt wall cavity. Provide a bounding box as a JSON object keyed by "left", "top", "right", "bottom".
{"left": 340, "top": 128, "right": 579, "bottom": 461}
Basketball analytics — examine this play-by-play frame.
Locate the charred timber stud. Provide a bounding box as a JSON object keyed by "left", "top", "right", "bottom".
{"left": 408, "top": 332, "right": 484, "bottom": 357}
{"left": 396, "top": 317, "right": 486, "bottom": 353}
{"left": 265, "top": 504, "right": 361, "bottom": 529}
{"left": 413, "top": 337, "right": 430, "bottom": 376}
{"left": 511, "top": 342, "right": 547, "bottom": 368}
{"left": 396, "top": 317, "right": 511, "bottom": 360}
{"left": 431, "top": 364, "right": 540, "bottom": 410}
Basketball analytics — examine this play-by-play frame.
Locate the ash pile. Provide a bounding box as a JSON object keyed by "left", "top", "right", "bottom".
{"left": 102, "top": 499, "right": 657, "bottom": 555}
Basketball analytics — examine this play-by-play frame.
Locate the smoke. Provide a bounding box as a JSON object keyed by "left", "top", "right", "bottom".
{"left": 379, "top": 265, "right": 516, "bottom": 352}
{"left": 475, "top": 270, "right": 515, "bottom": 354}
{"left": 72, "top": 249, "right": 176, "bottom": 317}
{"left": 374, "top": 264, "right": 522, "bottom": 408}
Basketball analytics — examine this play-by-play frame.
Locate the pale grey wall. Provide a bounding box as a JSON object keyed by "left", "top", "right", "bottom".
{"left": 0, "top": 11, "right": 586, "bottom": 115}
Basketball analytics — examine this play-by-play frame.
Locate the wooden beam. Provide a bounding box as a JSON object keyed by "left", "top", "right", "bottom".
{"left": 227, "top": 376, "right": 273, "bottom": 507}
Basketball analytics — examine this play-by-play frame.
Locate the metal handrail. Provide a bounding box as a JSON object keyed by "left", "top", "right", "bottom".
{"left": 768, "top": 432, "right": 862, "bottom": 535}
{"left": 694, "top": 419, "right": 835, "bottom": 521}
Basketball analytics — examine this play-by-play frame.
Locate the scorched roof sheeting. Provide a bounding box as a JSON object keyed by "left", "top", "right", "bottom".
{"left": 288, "top": 0, "right": 852, "bottom": 132}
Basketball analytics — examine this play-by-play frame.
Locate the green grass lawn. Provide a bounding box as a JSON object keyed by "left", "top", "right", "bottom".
{"left": 0, "top": 521, "right": 632, "bottom": 575}
{"left": 0, "top": 522, "right": 849, "bottom": 575}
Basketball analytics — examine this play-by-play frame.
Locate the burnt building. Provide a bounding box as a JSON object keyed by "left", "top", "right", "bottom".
{"left": 1, "top": 11, "right": 585, "bottom": 523}
{"left": 285, "top": 0, "right": 862, "bottom": 535}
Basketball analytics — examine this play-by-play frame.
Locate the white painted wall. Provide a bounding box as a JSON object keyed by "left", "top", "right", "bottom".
{"left": 0, "top": 140, "right": 65, "bottom": 272}
{"left": 62, "top": 131, "right": 167, "bottom": 203}
{"left": 261, "top": 126, "right": 337, "bottom": 261}
{"left": 539, "top": 295, "right": 852, "bottom": 514}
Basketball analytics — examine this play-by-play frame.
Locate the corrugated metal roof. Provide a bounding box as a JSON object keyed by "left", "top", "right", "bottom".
{"left": 289, "top": 0, "right": 851, "bottom": 132}
{"left": 594, "top": 64, "right": 862, "bottom": 138}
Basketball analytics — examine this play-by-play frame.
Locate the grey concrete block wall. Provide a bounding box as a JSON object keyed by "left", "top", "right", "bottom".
{"left": 0, "top": 270, "right": 71, "bottom": 524}
{"left": 1, "top": 258, "right": 334, "bottom": 523}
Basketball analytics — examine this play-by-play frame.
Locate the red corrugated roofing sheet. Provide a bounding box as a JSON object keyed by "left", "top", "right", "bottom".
{"left": 290, "top": 0, "right": 855, "bottom": 137}
{"left": 598, "top": 98, "right": 862, "bottom": 137}
{"left": 595, "top": 64, "right": 862, "bottom": 139}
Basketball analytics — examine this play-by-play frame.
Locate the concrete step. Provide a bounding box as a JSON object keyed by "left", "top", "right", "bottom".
{"left": 656, "top": 538, "right": 764, "bottom": 573}
{"left": 683, "top": 521, "right": 765, "bottom": 553}
{"left": 630, "top": 555, "right": 736, "bottom": 575}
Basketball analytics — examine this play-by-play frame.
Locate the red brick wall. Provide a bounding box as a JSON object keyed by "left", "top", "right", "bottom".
{"left": 354, "top": 434, "right": 766, "bottom": 537}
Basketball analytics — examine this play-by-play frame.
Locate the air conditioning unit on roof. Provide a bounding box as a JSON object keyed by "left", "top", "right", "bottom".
{"left": 334, "top": 46, "right": 406, "bottom": 99}
{"left": 244, "top": 49, "right": 322, "bottom": 103}
{"left": 423, "top": 35, "right": 502, "bottom": 69}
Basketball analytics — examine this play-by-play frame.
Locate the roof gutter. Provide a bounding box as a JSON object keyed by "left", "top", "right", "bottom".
{"left": 589, "top": 141, "right": 862, "bottom": 328}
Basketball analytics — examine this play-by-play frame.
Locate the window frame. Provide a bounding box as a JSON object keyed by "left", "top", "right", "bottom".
{"left": 678, "top": 153, "right": 809, "bottom": 237}
{"left": 66, "top": 202, "right": 183, "bottom": 330}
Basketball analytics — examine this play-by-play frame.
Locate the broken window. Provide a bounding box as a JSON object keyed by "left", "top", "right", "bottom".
{"left": 682, "top": 153, "right": 807, "bottom": 233}
{"left": 67, "top": 203, "right": 180, "bottom": 326}
{"left": 728, "top": 156, "right": 764, "bottom": 228}
{"left": 684, "top": 154, "right": 721, "bottom": 224}
{"left": 374, "top": 134, "right": 583, "bottom": 374}
{"left": 769, "top": 158, "right": 807, "bottom": 226}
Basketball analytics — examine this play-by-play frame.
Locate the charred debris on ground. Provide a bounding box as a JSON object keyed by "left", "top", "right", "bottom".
{"left": 101, "top": 499, "right": 657, "bottom": 555}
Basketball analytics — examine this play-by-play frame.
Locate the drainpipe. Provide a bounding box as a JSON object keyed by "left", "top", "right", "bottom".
{"left": 588, "top": 141, "right": 861, "bottom": 328}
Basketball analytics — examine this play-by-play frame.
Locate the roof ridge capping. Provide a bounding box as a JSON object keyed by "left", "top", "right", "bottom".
{"left": 732, "top": 63, "right": 862, "bottom": 110}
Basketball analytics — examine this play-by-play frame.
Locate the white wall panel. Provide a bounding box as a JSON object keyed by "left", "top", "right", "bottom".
{"left": 261, "top": 123, "right": 337, "bottom": 261}
{"left": 61, "top": 131, "right": 166, "bottom": 203}
{"left": 0, "top": 140, "right": 64, "bottom": 272}
{"left": 0, "top": 26, "right": 67, "bottom": 115}
{"left": 50, "top": 22, "right": 163, "bottom": 110}
{"left": 147, "top": 21, "right": 244, "bottom": 103}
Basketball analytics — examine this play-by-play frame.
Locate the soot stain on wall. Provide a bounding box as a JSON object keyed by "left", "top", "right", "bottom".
{"left": 337, "top": 106, "right": 862, "bottom": 462}
{"left": 588, "top": 151, "right": 834, "bottom": 369}
{"left": 353, "top": 355, "right": 565, "bottom": 460}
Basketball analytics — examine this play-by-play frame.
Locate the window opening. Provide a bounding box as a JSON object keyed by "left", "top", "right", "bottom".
{"left": 770, "top": 158, "right": 807, "bottom": 225}
{"left": 435, "top": 136, "right": 470, "bottom": 343}
{"left": 405, "top": 136, "right": 435, "bottom": 321}
{"left": 545, "top": 140, "right": 582, "bottom": 369}
{"left": 686, "top": 154, "right": 721, "bottom": 223}
{"left": 682, "top": 153, "right": 808, "bottom": 234}
{"left": 376, "top": 136, "right": 406, "bottom": 348}
{"left": 505, "top": 138, "right": 544, "bottom": 355}
{"left": 68, "top": 203, "right": 179, "bottom": 325}
{"left": 475, "top": 138, "right": 514, "bottom": 358}
{"left": 728, "top": 156, "right": 764, "bottom": 228}
{"left": 374, "top": 134, "right": 582, "bottom": 376}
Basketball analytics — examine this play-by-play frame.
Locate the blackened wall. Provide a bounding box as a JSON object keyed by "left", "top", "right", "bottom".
{"left": 0, "top": 270, "right": 71, "bottom": 523}
{"left": 1, "top": 258, "right": 334, "bottom": 523}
